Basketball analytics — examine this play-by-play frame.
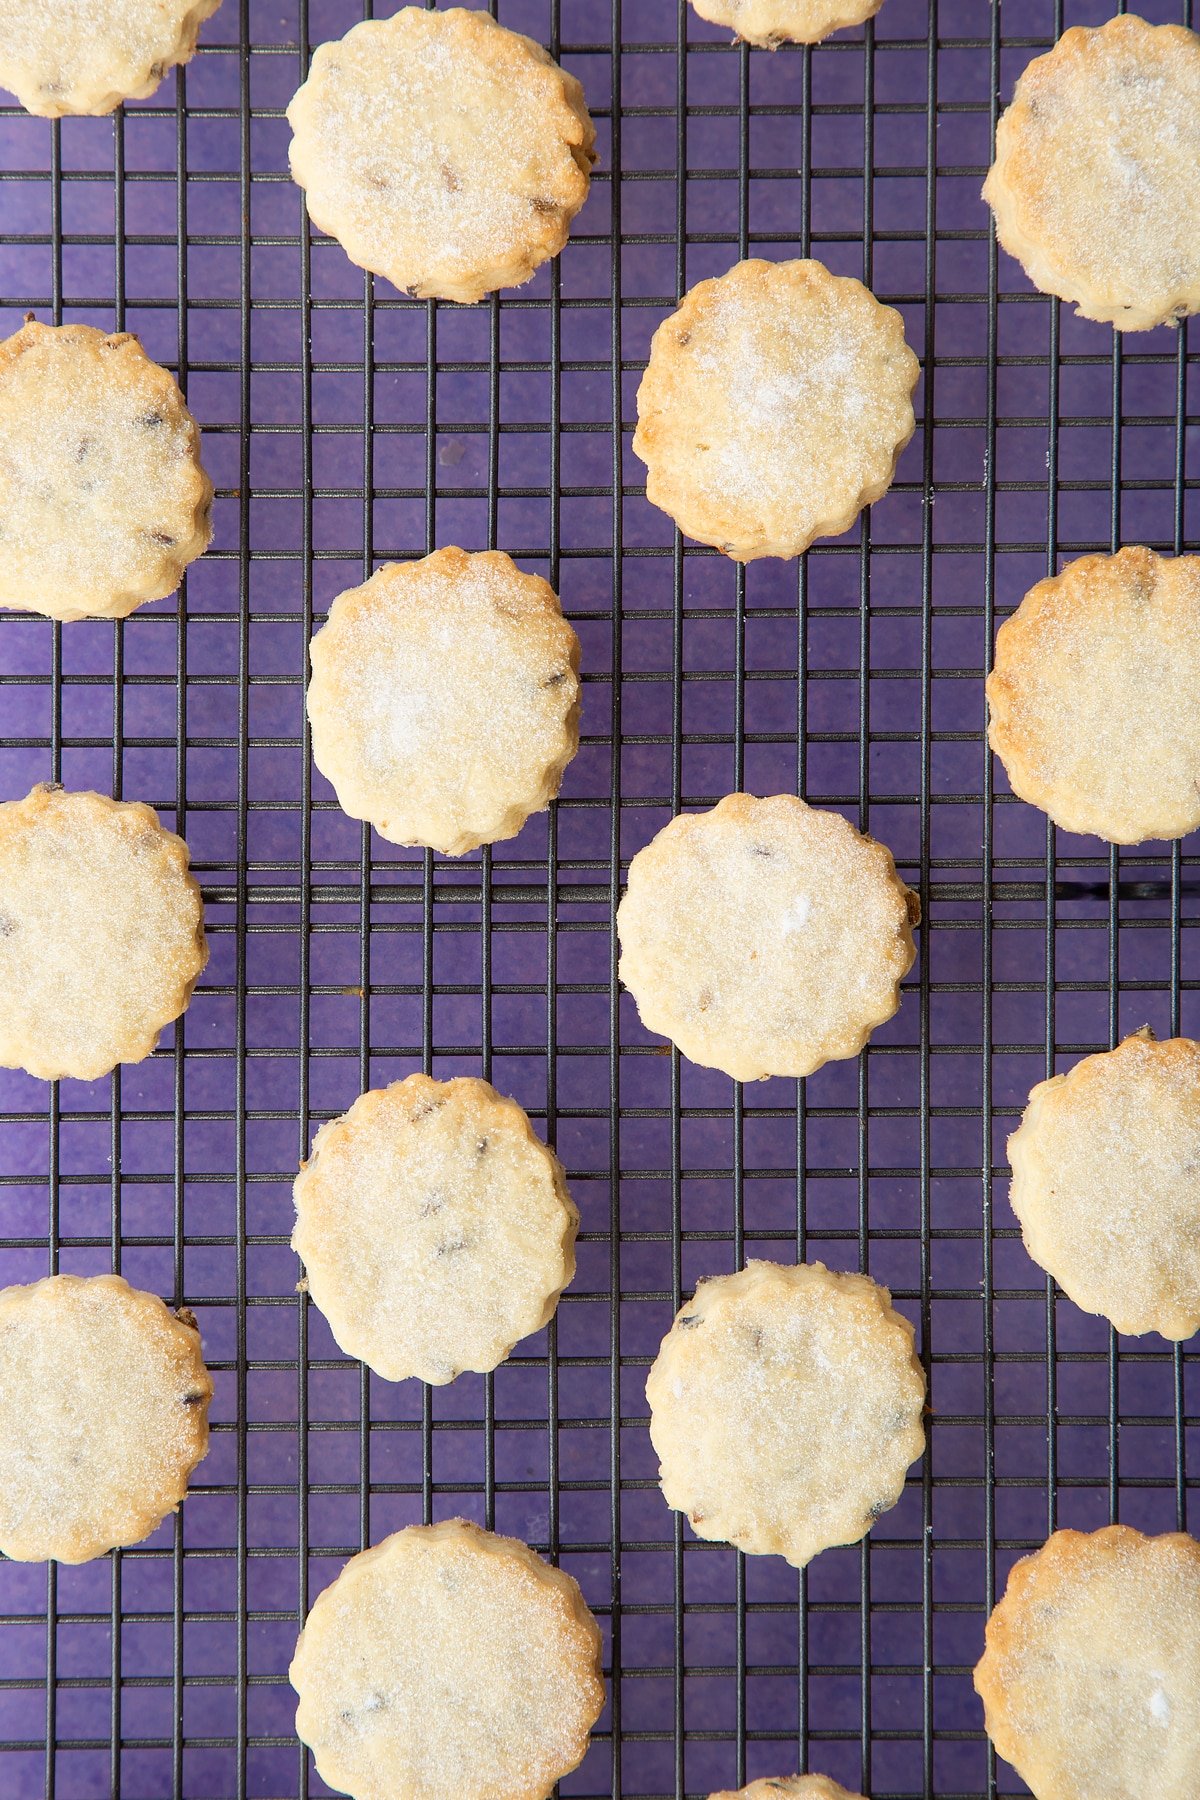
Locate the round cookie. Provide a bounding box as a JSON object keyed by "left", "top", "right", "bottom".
{"left": 293, "top": 1075, "right": 578, "bottom": 1385}
{"left": 286, "top": 6, "right": 595, "bottom": 305}
{"left": 290, "top": 1518, "right": 605, "bottom": 1800}
{"left": 974, "top": 1525, "right": 1200, "bottom": 1800}
{"left": 0, "top": 784, "right": 207, "bottom": 1083}
{"left": 617, "top": 793, "right": 918, "bottom": 1082}
{"left": 306, "top": 548, "right": 581, "bottom": 857}
{"left": 645, "top": 1261, "right": 926, "bottom": 1569}
{"left": 983, "top": 15, "right": 1200, "bottom": 331}
{"left": 0, "top": 319, "right": 213, "bottom": 621}
{"left": 1008, "top": 1028, "right": 1200, "bottom": 1341}
{"left": 689, "top": 0, "right": 884, "bottom": 50}
{"left": 711, "top": 1781, "right": 866, "bottom": 1800}
{"left": 632, "top": 257, "right": 918, "bottom": 561}
{"left": 986, "top": 547, "right": 1200, "bottom": 844}
{"left": 0, "top": 1274, "right": 212, "bottom": 1563}
{"left": 0, "top": 0, "right": 221, "bottom": 117}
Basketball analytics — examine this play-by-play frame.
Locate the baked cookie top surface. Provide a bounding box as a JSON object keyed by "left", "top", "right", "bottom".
{"left": 1008, "top": 1028, "right": 1200, "bottom": 1340}
{"left": 983, "top": 14, "right": 1200, "bottom": 330}
{"left": 290, "top": 1518, "right": 605, "bottom": 1800}
{"left": 689, "top": 0, "right": 883, "bottom": 49}
{"left": 306, "top": 547, "right": 581, "bottom": 857}
{"left": 986, "top": 547, "right": 1200, "bottom": 844}
{"left": 0, "top": 0, "right": 221, "bottom": 116}
{"left": 286, "top": 5, "right": 595, "bottom": 304}
{"left": 0, "top": 1273, "right": 212, "bottom": 1562}
{"left": 645, "top": 1261, "right": 926, "bottom": 1569}
{"left": 710, "top": 1778, "right": 866, "bottom": 1800}
{"left": 293, "top": 1074, "right": 578, "bottom": 1385}
{"left": 0, "top": 320, "right": 212, "bottom": 621}
{"left": 632, "top": 257, "right": 918, "bottom": 561}
{"left": 0, "top": 784, "right": 207, "bottom": 1083}
{"left": 617, "top": 793, "right": 918, "bottom": 1082}
{"left": 974, "top": 1525, "right": 1200, "bottom": 1800}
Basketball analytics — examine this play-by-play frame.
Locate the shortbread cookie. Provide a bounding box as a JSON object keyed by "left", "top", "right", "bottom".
{"left": 632, "top": 258, "right": 918, "bottom": 561}
{"left": 293, "top": 1075, "right": 578, "bottom": 1385}
{"left": 290, "top": 1518, "right": 605, "bottom": 1800}
{"left": 0, "top": 0, "right": 221, "bottom": 117}
{"left": 286, "top": 7, "right": 595, "bottom": 304}
{"left": 983, "top": 15, "right": 1200, "bottom": 331}
{"left": 0, "top": 784, "right": 207, "bottom": 1082}
{"left": 987, "top": 548, "right": 1200, "bottom": 844}
{"left": 0, "top": 1274, "right": 212, "bottom": 1563}
{"left": 711, "top": 1779, "right": 865, "bottom": 1800}
{"left": 617, "top": 793, "right": 918, "bottom": 1082}
{"left": 974, "top": 1525, "right": 1200, "bottom": 1800}
{"left": 689, "top": 0, "right": 883, "bottom": 50}
{"left": 1008, "top": 1028, "right": 1200, "bottom": 1340}
{"left": 307, "top": 548, "right": 581, "bottom": 857}
{"left": 646, "top": 1261, "right": 926, "bottom": 1569}
{"left": 0, "top": 320, "right": 212, "bottom": 621}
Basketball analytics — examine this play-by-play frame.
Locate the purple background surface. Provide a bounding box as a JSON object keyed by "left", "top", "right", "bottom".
{"left": 2, "top": 1, "right": 1200, "bottom": 1795}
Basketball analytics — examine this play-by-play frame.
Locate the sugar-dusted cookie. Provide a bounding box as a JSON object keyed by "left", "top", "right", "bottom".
{"left": 645, "top": 1261, "right": 926, "bottom": 1569}
{"left": 1008, "top": 1028, "right": 1200, "bottom": 1341}
{"left": 306, "top": 548, "right": 581, "bottom": 857}
{"left": 286, "top": 6, "right": 595, "bottom": 305}
{"left": 983, "top": 15, "right": 1200, "bottom": 331}
{"left": 0, "top": 0, "right": 221, "bottom": 117}
{"left": 0, "top": 320, "right": 212, "bottom": 621}
{"left": 0, "top": 784, "right": 207, "bottom": 1083}
{"left": 711, "top": 1779, "right": 866, "bottom": 1800}
{"left": 0, "top": 1274, "right": 212, "bottom": 1562}
{"left": 290, "top": 1518, "right": 605, "bottom": 1800}
{"left": 293, "top": 1075, "right": 578, "bottom": 1385}
{"left": 986, "top": 548, "right": 1200, "bottom": 844}
{"left": 617, "top": 793, "right": 918, "bottom": 1082}
{"left": 632, "top": 258, "right": 917, "bottom": 561}
{"left": 975, "top": 1525, "right": 1200, "bottom": 1800}
{"left": 689, "top": 0, "right": 883, "bottom": 50}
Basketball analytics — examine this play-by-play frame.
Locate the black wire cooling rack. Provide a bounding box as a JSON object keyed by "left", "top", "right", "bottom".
{"left": 1, "top": 2, "right": 1199, "bottom": 1796}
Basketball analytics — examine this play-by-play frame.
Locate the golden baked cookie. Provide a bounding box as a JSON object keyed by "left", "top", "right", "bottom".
{"left": 689, "top": 0, "right": 884, "bottom": 50}
{"left": 0, "top": 0, "right": 221, "bottom": 117}
{"left": 286, "top": 6, "right": 595, "bottom": 304}
{"left": 632, "top": 257, "right": 918, "bottom": 561}
{"left": 983, "top": 14, "right": 1200, "bottom": 331}
{"left": 986, "top": 547, "right": 1200, "bottom": 844}
{"left": 711, "top": 1781, "right": 865, "bottom": 1800}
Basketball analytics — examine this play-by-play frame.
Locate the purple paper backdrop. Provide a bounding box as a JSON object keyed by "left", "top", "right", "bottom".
{"left": 2, "top": 1, "right": 1199, "bottom": 1795}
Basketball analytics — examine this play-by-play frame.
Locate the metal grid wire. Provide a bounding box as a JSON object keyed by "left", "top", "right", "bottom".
{"left": 1, "top": 0, "right": 1199, "bottom": 1795}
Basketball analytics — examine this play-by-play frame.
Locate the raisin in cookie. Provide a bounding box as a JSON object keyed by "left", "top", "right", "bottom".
{"left": 0, "top": 319, "right": 212, "bottom": 621}
{"left": 689, "top": 0, "right": 884, "bottom": 50}
{"left": 307, "top": 548, "right": 581, "bottom": 857}
{"left": 293, "top": 1075, "right": 578, "bottom": 1385}
{"left": 0, "top": 1274, "right": 212, "bottom": 1562}
{"left": 0, "top": 0, "right": 221, "bottom": 117}
{"left": 286, "top": 6, "right": 595, "bottom": 304}
{"left": 646, "top": 1261, "right": 926, "bottom": 1569}
{"left": 0, "top": 784, "right": 207, "bottom": 1083}
{"left": 633, "top": 258, "right": 918, "bottom": 561}
{"left": 711, "top": 1780, "right": 866, "bottom": 1800}
{"left": 290, "top": 1518, "right": 605, "bottom": 1800}
{"left": 987, "top": 548, "right": 1200, "bottom": 844}
{"left": 975, "top": 1525, "right": 1200, "bottom": 1800}
{"left": 983, "top": 15, "right": 1200, "bottom": 331}
{"left": 617, "top": 793, "right": 918, "bottom": 1082}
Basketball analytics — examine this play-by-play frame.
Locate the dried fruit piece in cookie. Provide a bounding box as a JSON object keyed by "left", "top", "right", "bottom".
{"left": 306, "top": 548, "right": 581, "bottom": 857}
{"left": 983, "top": 15, "right": 1200, "bottom": 331}
{"left": 290, "top": 1518, "right": 605, "bottom": 1800}
{"left": 0, "top": 0, "right": 222, "bottom": 117}
{"left": 293, "top": 1075, "right": 578, "bottom": 1385}
{"left": 986, "top": 547, "right": 1200, "bottom": 844}
{"left": 286, "top": 6, "right": 595, "bottom": 304}
{"left": 711, "top": 1778, "right": 866, "bottom": 1800}
{"left": 647, "top": 1262, "right": 925, "bottom": 1569}
{"left": 0, "top": 320, "right": 213, "bottom": 621}
{"left": 689, "top": 0, "right": 884, "bottom": 50}
{"left": 632, "top": 258, "right": 918, "bottom": 561}
{"left": 617, "top": 793, "right": 918, "bottom": 1082}
{"left": 974, "top": 1525, "right": 1200, "bottom": 1800}
{"left": 1008, "top": 1028, "right": 1200, "bottom": 1340}
{"left": 0, "top": 784, "right": 207, "bottom": 1082}
{"left": 0, "top": 1274, "right": 212, "bottom": 1562}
